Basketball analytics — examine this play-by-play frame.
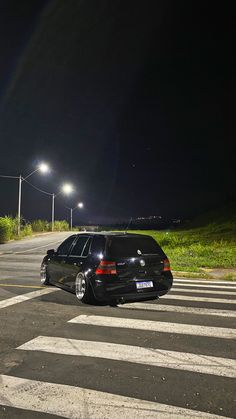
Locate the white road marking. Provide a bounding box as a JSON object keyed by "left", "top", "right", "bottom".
{"left": 0, "top": 374, "right": 229, "bottom": 419}
{"left": 172, "top": 288, "right": 236, "bottom": 296}
{"left": 69, "top": 315, "right": 236, "bottom": 340}
{"left": 0, "top": 288, "right": 59, "bottom": 309}
{"left": 174, "top": 283, "right": 236, "bottom": 290}
{"left": 15, "top": 240, "right": 63, "bottom": 254}
{"left": 119, "top": 302, "right": 236, "bottom": 318}
{"left": 162, "top": 295, "right": 236, "bottom": 304}
{"left": 18, "top": 336, "right": 236, "bottom": 378}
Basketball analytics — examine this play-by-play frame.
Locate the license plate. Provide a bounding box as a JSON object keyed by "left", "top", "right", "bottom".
{"left": 136, "top": 281, "right": 153, "bottom": 289}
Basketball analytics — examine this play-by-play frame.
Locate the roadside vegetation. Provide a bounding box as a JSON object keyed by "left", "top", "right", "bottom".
{"left": 127, "top": 205, "right": 236, "bottom": 276}
{"left": 129, "top": 221, "right": 236, "bottom": 273}
{"left": 0, "top": 216, "right": 69, "bottom": 243}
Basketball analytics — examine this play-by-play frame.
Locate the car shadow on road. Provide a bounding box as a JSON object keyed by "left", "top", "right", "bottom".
{"left": 39, "top": 287, "right": 109, "bottom": 307}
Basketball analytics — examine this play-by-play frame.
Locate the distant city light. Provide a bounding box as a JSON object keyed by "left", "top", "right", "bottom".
{"left": 78, "top": 202, "right": 84, "bottom": 208}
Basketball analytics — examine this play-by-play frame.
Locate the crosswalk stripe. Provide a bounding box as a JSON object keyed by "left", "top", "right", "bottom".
{"left": 162, "top": 295, "right": 236, "bottom": 304}
{"left": 68, "top": 315, "right": 236, "bottom": 339}
{"left": 119, "top": 302, "right": 236, "bottom": 317}
{"left": 174, "top": 283, "right": 236, "bottom": 290}
{"left": 18, "top": 336, "right": 236, "bottom": 378}
{"left": 0, "top": 374, "right": 230, "bottom": 419}
{"left": 0, "top": 288, "right": 59, "bottom": 309}
{"left": 172, "top": 288, "right": 236, "bottom": 295}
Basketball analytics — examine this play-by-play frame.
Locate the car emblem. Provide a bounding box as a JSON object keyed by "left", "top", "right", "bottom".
{"left": 140, "top": 259, "right": 145, "bottom": 267}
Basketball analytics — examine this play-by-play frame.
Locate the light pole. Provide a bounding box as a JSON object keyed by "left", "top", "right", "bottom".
{"left": 66, "top": 202, "right": 84, "bottom": 231}
{"left": 51, "top": 183, "right": 74, "bottom": 231}
{"left": 52, "top": 193, "right": 55, "bottom": 232}
{"left": 0, "top": 163, "right": 50, "bottom": 235}
{"left": 17, "top": 175, "right": 22, "bottom": 236}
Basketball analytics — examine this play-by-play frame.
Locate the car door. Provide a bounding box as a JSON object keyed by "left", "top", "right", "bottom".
{"left": 60, "top": 235, "right": 92, "bottom": 290}
{"left": 47, "top": 235, "right": 77, "bottom": 285}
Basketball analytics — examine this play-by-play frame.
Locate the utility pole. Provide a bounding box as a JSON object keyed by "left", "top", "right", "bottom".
{"left": 52, "top": 193, "right": 55, "bottom": 231}
{"left": 17, "top": 175, "right": 22, "bottom": 235}
{"left": 70, "top": 208, "right": 73, "bottom": 231}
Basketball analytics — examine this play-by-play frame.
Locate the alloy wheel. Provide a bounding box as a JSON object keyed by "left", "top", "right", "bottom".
{"left": 40, "top": 263, "right": 47, "bottom": 284}
{"left": 76, "top": 275, "right": 86, "bottom": 300}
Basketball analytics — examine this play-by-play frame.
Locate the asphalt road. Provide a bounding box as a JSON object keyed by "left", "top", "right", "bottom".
{"left": 0, "top": 232, "right": 235, "bottom": 418}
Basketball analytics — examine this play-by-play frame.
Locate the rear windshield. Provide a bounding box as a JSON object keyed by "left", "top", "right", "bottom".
{"left": 106, "top": 236, "right": 163, "bottom": 258}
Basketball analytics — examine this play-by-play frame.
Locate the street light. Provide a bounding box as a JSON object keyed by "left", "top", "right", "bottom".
{"left": 38, "top": 163, "right": 50, "bottom": 174}
{"left": 66, "top": 202, "right": 84, "bottom": 230}
{"left": 51, "top": 183, "right": 74, "bottom": 232}
{"left": 17, "top": 163, "right": 50, "bottom": 234}
{"left": 0, "top": 162, "right": 50, "bottom": 235}
{"left": 62, "top": 183, "right": 73, "bottom": 195}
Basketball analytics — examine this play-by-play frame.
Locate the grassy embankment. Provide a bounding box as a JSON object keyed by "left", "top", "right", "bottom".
{"left": 0, "top": 217, "right": 69, "bottom": 243}
{"left": 128, "top": 206, "right": 236, "bottom": 279}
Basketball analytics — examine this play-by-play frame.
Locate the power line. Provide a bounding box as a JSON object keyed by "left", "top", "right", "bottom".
{"left": 0, "top": 175, "right": 19, "bottom": 179}
{"left": 23, "top": 179, "right": 53, "bottom": 196}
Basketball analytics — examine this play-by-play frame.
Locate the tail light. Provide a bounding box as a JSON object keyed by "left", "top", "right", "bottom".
{"left": 163, "top": 258, "right": 171, "bottom": 271}
{"left": 96, "top": 260, "right": 117, "bottom": 275}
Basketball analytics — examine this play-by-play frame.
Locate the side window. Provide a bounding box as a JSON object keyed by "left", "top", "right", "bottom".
{"left": 57, "top": 236, "right": 76, "bottom": 256}
{"left": 70, "top": 236, "right": 89, "bottom": 257}
{"left": 90, "top": 236, "right": 105, "bottom": 256}
{"left": 82, "top": 237, "right": 92, "bottom": 257}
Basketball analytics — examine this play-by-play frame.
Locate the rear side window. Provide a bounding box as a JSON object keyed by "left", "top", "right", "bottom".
{"left": 57, "top": 235, "right": 76, "bottom": 256}
{"left": 70, "top": 236, "right": 89, "bottom": 256}
{"left": 106, "top": 236, "right": 163, "bottom": 257}
{"left": 90, "top": 236, "right": 105, "bottom": 257}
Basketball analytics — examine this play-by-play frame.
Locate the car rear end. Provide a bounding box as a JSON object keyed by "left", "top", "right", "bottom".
{"left": 92, "top": 234, "right": 173, "bottom": 304}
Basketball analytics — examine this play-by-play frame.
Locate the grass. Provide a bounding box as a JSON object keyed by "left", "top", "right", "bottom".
{"left": 0, "top": 216, "right": 70, "bottom": 243}
{"left": 127, "top": 220, "right": 236, "bottom": 274}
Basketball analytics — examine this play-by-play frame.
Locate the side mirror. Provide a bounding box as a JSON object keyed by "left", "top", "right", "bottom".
{"left": 47, "top": 249, "right": 55, "bottom": 256}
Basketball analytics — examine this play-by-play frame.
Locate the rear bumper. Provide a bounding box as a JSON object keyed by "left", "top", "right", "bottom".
{"left": 91, "top": 272, "right": 173, "bottom": 303}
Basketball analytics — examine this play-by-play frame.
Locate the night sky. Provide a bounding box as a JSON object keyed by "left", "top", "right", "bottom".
{"left": 0, "top": 1, "right": 235, "bottom": 225}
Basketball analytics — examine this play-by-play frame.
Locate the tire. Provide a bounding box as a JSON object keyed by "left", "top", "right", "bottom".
{"left": 40, "top": 262, "right": 50, "bottom": 285}
{"left": 75, "top": 273, "right": 95, "bottom": 304}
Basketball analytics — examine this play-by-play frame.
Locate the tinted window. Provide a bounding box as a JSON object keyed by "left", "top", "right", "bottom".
{"left": 57, "top": 236, "right": 76, "bottom": 256}
{"left": 70, "top": 236, "right": 89, "bottom": 256}
{"left": 90, "top": 236, "right": 105, "bottom": 256}
{"left": 106, "top": 236, "right": 162, "bottom": 257}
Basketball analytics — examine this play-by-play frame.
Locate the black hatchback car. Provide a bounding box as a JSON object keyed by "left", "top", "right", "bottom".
{"left": 40, "top": 232, "right": 173, "bottom": 305}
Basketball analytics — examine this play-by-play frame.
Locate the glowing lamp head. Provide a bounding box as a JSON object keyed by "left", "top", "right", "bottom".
{"left": 62, "top": 183, "right": 73, "bottom": 195}
{"left": 78, "top": 202, "right": 84, "bottom": 208}
{"left": 39, "top": 163, "right": 50, "bottom": 173}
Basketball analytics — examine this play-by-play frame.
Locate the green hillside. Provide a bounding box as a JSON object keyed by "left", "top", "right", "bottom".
{"left": 128, "top": 204, "right": 236, "bottom": 278}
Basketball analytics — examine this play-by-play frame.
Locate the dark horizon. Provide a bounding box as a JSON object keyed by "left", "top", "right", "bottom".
{"left": 0, "top": 1, "right": 235, "bottom": 225}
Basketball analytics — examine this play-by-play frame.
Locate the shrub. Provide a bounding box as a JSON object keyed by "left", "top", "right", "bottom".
{"left": 51, "top": 220, "right": 69, "bottom": 231}
{"left": 20, "top": 224, "right": 33, "bottom": 238}
{"left": 32, "top": 219, "right": 50, "bottom": 232}
{"left": 10, "top": 217, "right": 19, "bottom": 238}
{"left": 0, "top": 217, "right": 12, "bottom": 243}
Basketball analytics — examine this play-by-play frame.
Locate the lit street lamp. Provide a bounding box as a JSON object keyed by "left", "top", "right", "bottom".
{"left": 0, "top": 163, "right": 50, "bottom": 234}
{"left": 51, "top": 183, "right": 74, "bottom": 231}
{"left": 66, "top": 202, "right": 84, "bottom": 230}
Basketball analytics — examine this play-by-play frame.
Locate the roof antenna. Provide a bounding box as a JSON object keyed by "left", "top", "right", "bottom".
{"left": 125, "top": 216, "right": 132, "bottom": 232}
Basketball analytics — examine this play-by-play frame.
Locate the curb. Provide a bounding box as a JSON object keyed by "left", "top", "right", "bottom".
{"left": 173, "top": 270, "right": 236, "bottom": 281}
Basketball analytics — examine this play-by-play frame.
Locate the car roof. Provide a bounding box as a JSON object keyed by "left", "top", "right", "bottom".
{"left": 74, "top": 232, "right": 151, "bottom": 239}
